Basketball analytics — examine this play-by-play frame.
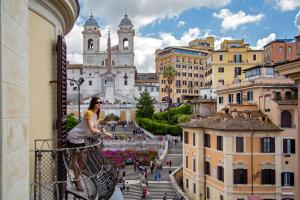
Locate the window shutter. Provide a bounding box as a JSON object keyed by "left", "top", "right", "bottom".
{"left": 57, "top": 35, "right": 68, "bottom": 143}
{"left": 233, "top": 169, "right": 238, "bottom": 184}
{"left": 56, "top": 35, "right": 67, "bottom": 196}
{"left": 291, "top": 140, "right": 295, "bottom": 153}
{"left": 283, "top": 139, "right": 287, "bottom": 153}
{"left": 261, "top": 169, "right": 266, "bottom": 184}
{"left": 271, "top": 138, "right": 275, "bottom": 153}
{"left": 290, "top": 173, "right": 294, "bottom": 186}
{"left": 271, "top": 169, "right": 275, "bottom": 184}
{"left": 261, "top": 138, "right": 264, "bottom": 152}
{"left": 281, "top": 173, "right": 284, "bottom": 186}
{"left": 244, "top": 169, "right": 248, "bottom": 184}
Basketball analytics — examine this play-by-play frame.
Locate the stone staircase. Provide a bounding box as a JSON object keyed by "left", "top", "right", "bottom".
{"left": 122, "top": 183, "right": 142, "bottom": 200}
{"left": 147, "top": 181, "right": 177, "bottom": 200}
{"left": 103, "top": 124, "right": 136, "bottom": 133}
{"left": 120, "top": 142, "right": 183, "bottom": 200}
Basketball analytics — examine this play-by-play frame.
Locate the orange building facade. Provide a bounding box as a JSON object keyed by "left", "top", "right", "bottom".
{"left": 181, "top": 110, "right": 283, "bottom": 200}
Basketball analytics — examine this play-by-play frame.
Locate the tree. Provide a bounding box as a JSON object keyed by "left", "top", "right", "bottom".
{"left": 66, "top": 114, "right": 79, "bottom": 131}
{"left": 162, "top": 65, "right": 177, "bottom": 123}
{"left": 136, "top": 90, "right": 155, "bottom": 119}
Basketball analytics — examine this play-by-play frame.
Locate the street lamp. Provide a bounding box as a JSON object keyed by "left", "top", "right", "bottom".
{"left": 68, "top": 77, "right": 84, "bottom": 121}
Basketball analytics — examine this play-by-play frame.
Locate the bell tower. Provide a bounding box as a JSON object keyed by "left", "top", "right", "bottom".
{"left": 82, "top": 14, "right": 101, "bottom": 65}
{"left": 117, "top": 13, "right": 135, "bottom": 53}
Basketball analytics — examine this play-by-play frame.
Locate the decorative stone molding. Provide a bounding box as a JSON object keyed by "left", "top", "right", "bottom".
{"left": 233, "top": 161, "right": 247, "bottom": 169}
{"left": 260, "top": 161, "right": 275, "bottom": 169}
{"left": 29, "top": 0, "right": 79, "bottom": 34}
{"left": 217, "top": 160, "right": 224, "bottom": 166}
{"left": 205, "top": 156, "right": 211, "bottom": 162}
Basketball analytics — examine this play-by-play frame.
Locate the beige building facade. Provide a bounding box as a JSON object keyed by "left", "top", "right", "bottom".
{"left": 202, "top": 39, "right": 263, "bottom": 99}
{"left": 0, "top": 0, "right": 79, "bottom": 199}
{"left": 216, "top": 65, "right": 299, "bottom": 199}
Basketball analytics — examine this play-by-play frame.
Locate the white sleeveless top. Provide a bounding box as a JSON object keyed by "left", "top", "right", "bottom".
{"left": 67, "top": 110, "right": 97, "bottom": 144}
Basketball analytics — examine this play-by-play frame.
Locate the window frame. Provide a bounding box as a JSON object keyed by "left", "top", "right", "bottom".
{"left": 261, "top": 137, "right": 275, "bottom": 153}
{"left": 236, "top": 137, "right": 244, "bottom": 153}
{"left": 192, "top": 133, "right": 196, "bottom": 146}
{"left": 204, "top": 134, "right": 210, "bottom": 147}
{"left": 205, "top": 161, "right": 210, "bottom": 175}
{"left": 184, "top": 131, "right": 189, "bottom": 144}
{"left": 281, "top": 110, "right": 292, "bottom": 128}
{"left": 193, "top": 158, "right": 196, "bottom": 172}
{"left": 247, "top": 91, "right": 253, "bottom": 101}
{"left": 186, "top": 156, "right": 188, "bottom": 168}
{"left": 261, "top": 169, "right": 275, "bottom": 185}
{"left": 228, "top": 94, "right": 234, "bottom": 103}
{"left": 219, "top": 96, "right": 224, "bottom": 104}
{"left": 283, "top": 138, "right": 295, "bottom": 154}
{"left": 281, "top": 172, "right": 294, "bottom": 186}
{"left": 217, "top": 136, "right": 223, "bottom": 151}
{"left": 217, "top": 166, "right": 224, "bottom": 182}
{"left": 233, "top": 168, "right": 248, "bottom": 184}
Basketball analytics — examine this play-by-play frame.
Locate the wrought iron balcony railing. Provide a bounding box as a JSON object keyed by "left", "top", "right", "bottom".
{"left": 33, "top": 136, "right": 118, "bottom": 200}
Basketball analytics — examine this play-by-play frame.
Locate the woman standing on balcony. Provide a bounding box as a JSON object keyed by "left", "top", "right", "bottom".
{"left": 67, "top": 96, "right": 112, "bottom": 191}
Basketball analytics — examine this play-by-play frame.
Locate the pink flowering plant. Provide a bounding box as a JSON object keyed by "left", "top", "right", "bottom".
{"left": 102, "top": 149, "right": 158, "bottom": 168}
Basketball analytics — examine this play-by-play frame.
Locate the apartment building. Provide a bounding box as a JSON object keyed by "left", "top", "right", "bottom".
{"left": 180, "top": 109, "right": 283, "bottom": 200}
{"left": 215, "top": 65, "right": 298, "bottom": 199}
{"left": 202, "top": 39, "right": 263, "bottom": 99}
{"left": 156, "top": 38, "right": 212, "bottom": 103}
{"left": 135, "top": 73, "right": 160, "bottom": 102}
{"left": 264, "top": 38, "right": 297, "bottom": 64}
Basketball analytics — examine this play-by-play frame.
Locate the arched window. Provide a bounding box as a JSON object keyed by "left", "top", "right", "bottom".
{"left": 112, "top": 60, "right": 115, "bottom": 66}
{"left": 101, "top": 60, "right": 104, "bottom": 66}
{"left": 124, "top": 73, "right": 128, "bottom": 85}
{"left": 88, "top": 39, "right": 94, "bottom": 50}
{"left": 123, "top": 38, "right": 129, "bottom": 49}
{"left": 281, "top": 110, "right": 292, "bottom": 128}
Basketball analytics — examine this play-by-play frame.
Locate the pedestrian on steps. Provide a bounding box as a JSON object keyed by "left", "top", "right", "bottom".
{"left": 169, "top": 160, "right": 172, "bottom": 168}
{"left": 163, "top": 193, "right": 168, "bottom": 200}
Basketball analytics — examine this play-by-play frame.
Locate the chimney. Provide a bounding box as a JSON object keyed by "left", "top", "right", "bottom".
{"left": 294, "top": 35, "right": 300, "bottom": 59}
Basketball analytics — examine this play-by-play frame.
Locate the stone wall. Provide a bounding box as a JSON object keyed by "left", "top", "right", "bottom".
{"left": 0, "top": 0, "right": 30, "bottom": 199}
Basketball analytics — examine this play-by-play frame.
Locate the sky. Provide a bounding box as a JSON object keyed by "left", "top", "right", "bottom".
{"left": 66, "top": 0, "right": 300, "bottom": 73}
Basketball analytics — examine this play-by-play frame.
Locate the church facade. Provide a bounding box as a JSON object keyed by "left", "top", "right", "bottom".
{"left": 67, "top": 14, "right": 147, "bottom": 103}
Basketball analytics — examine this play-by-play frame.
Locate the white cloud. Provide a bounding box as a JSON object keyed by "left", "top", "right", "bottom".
{"left": 177, "top": 21, "right": 186, "bottom": 27}
{"left": 66, "top": 0, "right": 231, "bottom": 66}
{"left": 135, "top": 28, "right": 203, "bottom": 72}
{"left": 214, "top": 36, "right": 234, "bottom": 50}
{"left": 295, "top": 10, "right": 300, "bottom": 30}
{"left": 80, "top": 0, "right": 231, "bottom": 30}
{"left": 65, "top": 22, "right": 83, "bottom": 64}
{"left": 213, "top": 9, "right": 265, "bottom": 31}
{"left": 253, "top": 33, "right": 276, "bottom": 50}
{"left": 269, "top": 0, "right": 300, "bottom": 11}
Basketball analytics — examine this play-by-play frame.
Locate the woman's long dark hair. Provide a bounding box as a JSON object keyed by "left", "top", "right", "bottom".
{"left": 88, "top": 96, "right": 100, "bottom": 119}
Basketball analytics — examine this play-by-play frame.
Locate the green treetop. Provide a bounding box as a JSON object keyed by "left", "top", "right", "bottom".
{"left": 136, "top": 90, "right": 155, "bottom": 119}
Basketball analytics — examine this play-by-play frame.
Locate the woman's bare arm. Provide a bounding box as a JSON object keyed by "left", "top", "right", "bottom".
{"left": 87, "top": 119, "right": 102, "bottom": 134}
{"left": 87, "top": 119, "right": 112, "bottom": 138}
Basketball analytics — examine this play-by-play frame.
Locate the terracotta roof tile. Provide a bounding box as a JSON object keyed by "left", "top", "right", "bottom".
{"left": 179, "top": 111, "right": 281, "bottom": 131}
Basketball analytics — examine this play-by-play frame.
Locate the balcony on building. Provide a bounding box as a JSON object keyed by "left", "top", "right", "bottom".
{"left": 33, "top": 136, "right": 118, "bottom": 200}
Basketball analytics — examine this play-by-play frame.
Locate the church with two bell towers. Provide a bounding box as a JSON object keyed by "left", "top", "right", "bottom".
{"left": 67, "top": 13, "right": 137, "bottom": 103}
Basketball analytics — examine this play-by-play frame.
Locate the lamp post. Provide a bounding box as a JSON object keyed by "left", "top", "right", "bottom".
{"left": 68, "top": 77, "right": 84, "bottom": 121}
